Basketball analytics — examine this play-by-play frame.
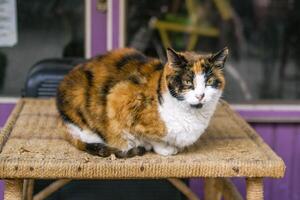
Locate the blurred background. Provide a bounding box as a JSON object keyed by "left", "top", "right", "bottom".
{"left": 0, "top": 0, "right": 299, "bottom": 200}
{"left": 1, "top": 0, "right": 300, "bottom": 102}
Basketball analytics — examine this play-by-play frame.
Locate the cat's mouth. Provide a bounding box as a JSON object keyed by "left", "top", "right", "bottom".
{"left": 190, "top": 103, "right": 203, "bottom": 109}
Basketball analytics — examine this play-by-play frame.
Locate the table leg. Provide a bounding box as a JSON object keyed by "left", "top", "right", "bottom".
{"left": 246, "top": 178, "right": 263, "bottom": 200}
{"left": 4, "top": 179, "right": 23, "bottom": 200}
{"left": 204, "top": 178, "right": 222, "bottom": 200}
{"left": 23, "top": 179, "right": 34, "bottom": 200}
{"left": 167, "top": 178, "right": 199, "bottom": 200}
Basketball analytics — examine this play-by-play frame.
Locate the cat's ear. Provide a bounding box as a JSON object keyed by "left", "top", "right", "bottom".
{"left": 166, "top": 48, "right": 186, "bottom": 69}
{"left": 209, "top": 47, "right": 229, "bottom": 69}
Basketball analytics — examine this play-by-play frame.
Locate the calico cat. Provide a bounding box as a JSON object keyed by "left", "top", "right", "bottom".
{"left": 56, "top": 47, "right": 228, "bottom": 158}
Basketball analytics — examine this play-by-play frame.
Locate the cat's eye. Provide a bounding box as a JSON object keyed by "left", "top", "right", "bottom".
{"left": 207, "top": 78, "right": 214, "bottom": 85}
{"left": 183, "top": 80, "right": 192, "bottom": 86}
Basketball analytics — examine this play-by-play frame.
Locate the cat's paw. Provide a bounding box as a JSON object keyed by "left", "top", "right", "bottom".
{"left": 153, "top": 143, "right": 178, "bottom": 156}
{"left": 115, "top": 146, "right": 146, "bottom": 158}
{"left": 85, "top": 143, "right": 111, "bottom": 157}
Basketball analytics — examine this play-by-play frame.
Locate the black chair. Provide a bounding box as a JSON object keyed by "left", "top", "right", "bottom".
{"left": 23, "top": 58, "right": 84, "bottom": 98}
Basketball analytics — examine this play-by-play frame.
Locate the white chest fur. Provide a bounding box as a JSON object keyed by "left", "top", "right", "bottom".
{"left": 158, "top": 92, "right": 220, "bottom": 148}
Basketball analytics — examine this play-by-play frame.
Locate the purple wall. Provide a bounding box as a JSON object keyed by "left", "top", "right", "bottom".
{"left": 0, "top": 103, "right": 15, "bottom": 199}
{"left": 189, "top": 108, "right": 300, "bottom": 200}
{"left": 90, "top": 0, "right": 123, "bottom": 56}
{"left": 254, "top": 123, "right": 300, "bottom": 200}
{"left": 0, "top": 104, "right": 15, "bottom": 127}
{"left": 91, "top": 0, "right": 107, "bottom": 56}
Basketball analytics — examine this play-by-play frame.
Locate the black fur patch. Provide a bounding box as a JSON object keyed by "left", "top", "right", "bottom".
{"left": 85, "top": 143, "right": 111, "bottom": 157}
{"left": 76, "top": 109, "right": 88, "bottom": 125}
{"left": 83, "top": 69, "right": 94, "bottom": 109}
{"left": 211, "top": 79, "right": 221, "bottom": 88}
{"left": 128, "top": 75, "right": 142, "bottom": 84}
{"left": 154, "top": 62, "right": 164, "bottom": 71}
{"left": 157, "top": 73, "right": 163, "bottom": 104}
{"left": 57, "top": 109, "right": 74, "bottom": 124}
{"left": 100, "top": 78, "right": 116, "bottom": 105}
{"left": 167, "top": 48, "right": 188, "bottom": 69}
{"left": 56, "top": 92, "right": 75, "bottom": 124}
{"left": 115, "top": 146, "right": 146, "bottom": 158}
{"left": 167, "top": 74, "right": 185, "bottom": 101}
{"left": 116, "top": 52, "right": 148, "bottom": 69}
{"left": 59, "top": 111, "right": 74, "bottom": 123}
{"left": 204, "top": 64, "right": 213, "bottom": 79}
{"left": 84, "top": 69, "right": 94, "bottom": 87}
{"left": 190, "top": 103, "right": 203, "bottom": 109}
{"left": 168, "top": 84, "right": 184, "bottom": 101}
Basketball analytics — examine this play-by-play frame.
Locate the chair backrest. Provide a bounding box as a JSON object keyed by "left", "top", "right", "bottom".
{"left": 23, "top": 58, "right": 84, "bottom": 98}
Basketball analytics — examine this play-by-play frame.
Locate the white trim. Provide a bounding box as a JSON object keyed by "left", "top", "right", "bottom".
{"left": 0, "top": 97, "right": 19, "bottom": 103}
{"left": 119, "top": 0, "right": 126, "bottom": 48}
{"left": 107, "top": 0, "right": 113, "bottom": 50}
{"left": 232, "top": 104, "right": 300, "bottom": 112}
{"left": 84, "top": 0, "right": 92, "bottom": 58}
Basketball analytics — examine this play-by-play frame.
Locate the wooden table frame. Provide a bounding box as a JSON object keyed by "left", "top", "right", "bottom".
{"left": 4, "top": 177, "right": 263, "bottom": 200}
{"left": 0, "top": 99, "right": 284, "bottom": 200}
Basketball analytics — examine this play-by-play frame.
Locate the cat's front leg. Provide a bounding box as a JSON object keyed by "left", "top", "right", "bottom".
{"left": 151, "top": 141, "right": 178, "bottom": 156}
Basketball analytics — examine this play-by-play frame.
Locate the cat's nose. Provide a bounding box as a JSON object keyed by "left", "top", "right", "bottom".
{"left": 196, "top": 94, "right": 205, "bottom": 101}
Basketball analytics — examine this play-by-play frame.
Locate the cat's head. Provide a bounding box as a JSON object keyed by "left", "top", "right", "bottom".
{"left": 164, "top": 47, "right": 228, "bottom": 108}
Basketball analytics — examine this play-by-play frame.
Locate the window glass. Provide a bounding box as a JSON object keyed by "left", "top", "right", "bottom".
{"left": 0, "top": 0, "right": 84, "bottom": 97}
{"left": 127, "top": 0, "right": 300, "bottom": 102}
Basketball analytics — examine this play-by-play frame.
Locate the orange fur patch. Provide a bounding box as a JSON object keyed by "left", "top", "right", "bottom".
{"left": 193, "top": 60, "right": 204, "bottom": 74}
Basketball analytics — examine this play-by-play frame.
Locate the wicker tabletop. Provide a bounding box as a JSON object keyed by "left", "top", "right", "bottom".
{"left": 0, "top": 98, "right": 285, "bottom": 179}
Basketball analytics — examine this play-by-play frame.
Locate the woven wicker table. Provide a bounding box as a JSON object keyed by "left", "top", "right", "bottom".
{"left": 0, "top": 99, "right": 285, "bottom": 200}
